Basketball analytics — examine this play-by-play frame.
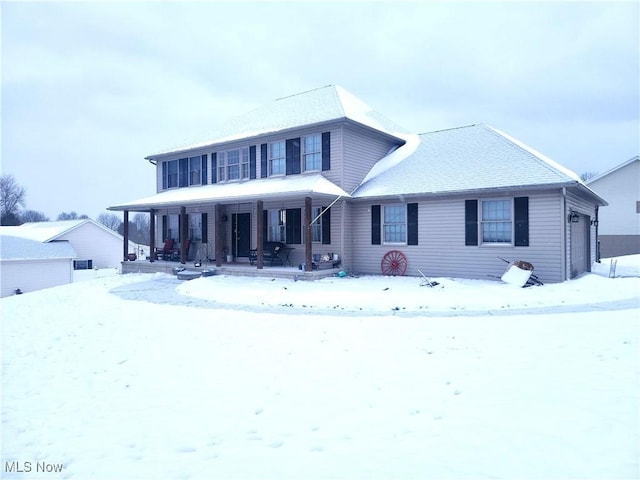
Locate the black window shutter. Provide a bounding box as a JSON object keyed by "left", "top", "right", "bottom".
{"left": 407, "top": 203, "right": 418, "bottom": 245}
{"left": 201, "top": 213, "right": 208, "bottom": 243}
{"left": 263, "top": 209, "right": 268, "bottom": 240}
{"left": 211, "top": 153, "right": 217, "bottom": 184}
{"left": 286, "top": 208, "right": 301, "bottom": 244}
{"left": 286, "top": 138, "right": 301, "bottom": 175}
{"left": 322, "top": 132, "right": 331, "bottom": 171}
{"left": 249, "top": 146, "right": 257, "bottom": 179}
{"left": 322, "top": 207, "right": 331, "bottom": 245}
{"left": 260, "top": 144, "right": 268, "bottom": 178}
{"left": 162, "top": 215, "right": 168, "bottom": 241}
{"left": 514, "top": 196, "right": 529, "bottom": 247}
{"left": 179, "top": 158, "right": 188, "bottom": 187}
{"left": 371, "top": 205, "right": 381, "bottom": 245}
{"left": 465, "top": 200, "right": 478, "bottom": 246}
{"left": 201, "top": 154, "right": 208, "bottom": 185}
{"left": 162, "top": 162, "right": 167, "bottom": 190}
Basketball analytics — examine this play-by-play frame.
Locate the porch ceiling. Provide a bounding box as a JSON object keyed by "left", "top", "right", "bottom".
{"left": 108, "top": 174, "right": 350, "bottom": 212}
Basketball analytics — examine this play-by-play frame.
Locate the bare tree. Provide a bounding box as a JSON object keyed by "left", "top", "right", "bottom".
{"left": 580, "top": 171, "right": 599, "bottom": 182}
{"left": 1, "top": 174, "right": 26, "bottom": 225}
{"left": 98, "top": 212, "right": 122, "bottom": 231}
{"left": 133, "top": 213, "right": 150, "bottom": 245}
{"left": 21, "top": 210, "right": 49, "bottom": 223}
{"left": 57, "top": 211, "right": 89, "bottom": 220}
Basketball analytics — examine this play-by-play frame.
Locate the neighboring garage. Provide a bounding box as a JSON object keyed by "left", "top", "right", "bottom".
{"left": 0, "top": 235, "right": 77, "bottom": 297}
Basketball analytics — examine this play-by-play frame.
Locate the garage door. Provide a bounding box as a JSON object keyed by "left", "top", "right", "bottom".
{"left": 570, "top": 214, "right": 590, "bottom": 278}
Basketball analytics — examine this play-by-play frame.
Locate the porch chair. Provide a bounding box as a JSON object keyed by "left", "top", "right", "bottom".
{"left": 155, "top": 239, "right": 174, "bottom": 260}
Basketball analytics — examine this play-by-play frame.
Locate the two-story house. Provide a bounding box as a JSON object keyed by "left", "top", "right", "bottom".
{"left": 109, "top": 85, "right": 606, "bottom": 283}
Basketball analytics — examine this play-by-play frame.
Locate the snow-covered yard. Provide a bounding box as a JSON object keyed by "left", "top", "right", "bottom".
{"left": 1, "top": 256, "right": 639, "bottom": 479}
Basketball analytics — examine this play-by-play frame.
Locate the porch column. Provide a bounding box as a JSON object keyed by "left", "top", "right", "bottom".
{"left": 180, "top": 206, "right": 188, "bottom": 264}
{"left": 149, "top": 209, "right": 156, "bottom": 262}
{"left": 256, "top": 200, "right": 264, "bottom": 269}
{"left": 215, "top": 204, "right": 223, "bottom": 267}
{"left": 304, "top": 196, "right": 312, "bottom": 272}
{"left": 123, "top": 210, "right": 129, "bottom": 261}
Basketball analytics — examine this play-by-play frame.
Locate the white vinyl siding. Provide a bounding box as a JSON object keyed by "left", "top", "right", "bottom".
{"left": 1, "top": 259, "right": 73, "bottom": 297}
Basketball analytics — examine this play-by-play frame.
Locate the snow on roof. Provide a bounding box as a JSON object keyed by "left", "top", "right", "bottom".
{"left": 353, "top": 124, "right": 603, "bottom": 200}
{"left": 2, "top": 219, "right": 129, "bottom": 244}
{"left": 109, "top": 174, "right": 350, "bottom": 211}
{"left": 150, "top": 85, "right": 411, "bottom": 158}
{"left": 0, "top": 235, "right": 76, "bottom": 261}
{"left": 0, "top": 220, "right": 88, "bottom": 242}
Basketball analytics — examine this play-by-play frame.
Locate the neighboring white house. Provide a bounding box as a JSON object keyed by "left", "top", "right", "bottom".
{"left": 0, "top": 219, "right": 146, "bottom": 274}
{"left": 0, "top": 235, "right": 76, "bottom": 297}
{"left": 587, "top": 156, "right": 640, "bottom": 258}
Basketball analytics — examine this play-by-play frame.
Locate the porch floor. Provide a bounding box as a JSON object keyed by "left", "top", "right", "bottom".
{"left": 121, "top": 259, "right": 342, "bottom": 281}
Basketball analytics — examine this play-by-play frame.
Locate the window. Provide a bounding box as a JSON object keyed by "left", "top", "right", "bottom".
{"left": 267, "top": 209, "right": 285, "bottom": 242}
{"left": 481, "top": 199, "right": 512, "bottom": 243}
{"left": 383, "top": 205, "right": 406, "bottom": 243}
{"left": 217, "top": 147, "right": 250, "bottom": 182}
{"left": 265, "top": 208, "right": 301, "bottom": 244}
{"left": 303, "top": 133, "right": 321, "bottom": 171}
{"left": 73, "top": 260, "right": 93, "bottom": 270}
{"left": 162, "top": 158, "right": 191, "bottom": 188}
{"left": 166, "top": 160, "right": 178, "bottom": 188}
{"left": 189, "top": 156, "right": 201, "bottom": 185}
{"left": 189, "top": 214, "right": 202, "bottom": 241}
{"left": 269, "top": 141, "right": 285, "bottom": 176}
{"left": 311, "top": 207, "right": 322, "bottom": 242}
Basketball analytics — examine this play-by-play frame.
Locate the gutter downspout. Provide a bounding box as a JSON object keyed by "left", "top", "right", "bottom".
{"left": 561, "top": 187, "right": 568, "bottom": 281}
{"left": 595, "top": 205, "right": 600, "bottom": 263}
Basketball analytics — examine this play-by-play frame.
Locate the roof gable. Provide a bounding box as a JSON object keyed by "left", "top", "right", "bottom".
{"left": 150, "top": 85, "right": 411, "bottom": 158}
{"left": 587, "top": 156, "right": 640, "bottom": 184}
{"left": 353, "top": 124, "right": 600, "bottom": 200}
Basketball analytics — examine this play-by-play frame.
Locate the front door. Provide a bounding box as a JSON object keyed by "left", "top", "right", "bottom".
{"left": 232, "top": 213, "right": 251, "bottom": 258}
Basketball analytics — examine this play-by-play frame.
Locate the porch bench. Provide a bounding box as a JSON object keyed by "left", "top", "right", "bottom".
{"left": 249, "top": 242, "right": 285, "bottom": 266}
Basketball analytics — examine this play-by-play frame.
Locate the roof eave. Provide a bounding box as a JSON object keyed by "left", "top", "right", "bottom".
{"left": 352, "top": 182, "right": 604, "bottom": 203}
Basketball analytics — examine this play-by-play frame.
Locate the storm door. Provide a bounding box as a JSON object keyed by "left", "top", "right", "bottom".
{"left": 232, "top": 213, "right": 251, "bottom": 258}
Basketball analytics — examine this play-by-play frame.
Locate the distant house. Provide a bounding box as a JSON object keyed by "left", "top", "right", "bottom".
{"left": 587, "top": 156, "right": 640, "bottom": 258}
{"left": 0, "top": 218, "right": 141, "bottom": 272}
{"left": 109, "top": 85, "right": 606, "bottom": 282}
{"left": 0, "top": 235, "right": 76, "bottom": 297}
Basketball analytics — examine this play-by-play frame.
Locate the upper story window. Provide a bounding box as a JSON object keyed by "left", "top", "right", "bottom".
{"left": 163, "top": 155, "right": 207, "bottom": 189}
{"left": 217, "top": 147, "right": 250, "bottom": 182}
{"left": 269, "top": 141, "right": 285, "bottom": 176}
{"left": 481, "top": 199, "right": 512, "bottom": 243}
{"left": 303, "top": 133, "right": 322, "bottom": 171}
{"left": 189, "top": 156, "right": 201, "bottom": 185}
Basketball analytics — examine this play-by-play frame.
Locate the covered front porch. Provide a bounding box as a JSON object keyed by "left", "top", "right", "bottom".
{"left": 109, "top": 174, "right": 350, "bottom": 279}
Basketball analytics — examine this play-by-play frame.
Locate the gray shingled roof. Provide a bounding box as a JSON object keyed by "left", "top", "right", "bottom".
{"left": 149, "top": 85, "right": 411, "bottom": 158}
{"left": 353, "top": 124, "right": 604, "bottom": 202}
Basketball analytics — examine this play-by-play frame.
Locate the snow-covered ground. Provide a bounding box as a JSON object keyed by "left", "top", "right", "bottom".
{"left": 1, "top": 256, "right": 639, "bottom": 479}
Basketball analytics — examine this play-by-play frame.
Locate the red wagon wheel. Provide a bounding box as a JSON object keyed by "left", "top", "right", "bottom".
{"left": 381, "top": 250, "right": 408, "bottom": 276}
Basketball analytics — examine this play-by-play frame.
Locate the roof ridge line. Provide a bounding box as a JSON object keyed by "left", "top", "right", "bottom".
{"left": 275, "top": 84, "right": 334, "bottom": 101}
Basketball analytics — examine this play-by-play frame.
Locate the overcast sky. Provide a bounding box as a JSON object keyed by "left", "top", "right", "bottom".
{"left": 2, "top": 1, "right": 638, "bottom": 222}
